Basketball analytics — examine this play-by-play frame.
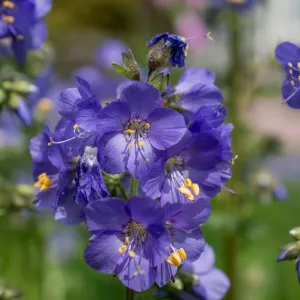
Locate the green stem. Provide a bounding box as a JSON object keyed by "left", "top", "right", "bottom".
{"left": 224, "top": 9, "right": 243, "bottom": 300}
{"left": 126, "top": 287, "right": 136, "bottom": 300}
{"left": 118, "top": 184, "right": 129, "bottom": 201}
{"left": 129, "top": 178, "right": 139, "bottom": 197}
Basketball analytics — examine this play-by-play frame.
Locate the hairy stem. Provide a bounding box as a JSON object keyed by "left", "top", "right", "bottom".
{"left": 129, "top": 177, "right": 139, "bottom": 197}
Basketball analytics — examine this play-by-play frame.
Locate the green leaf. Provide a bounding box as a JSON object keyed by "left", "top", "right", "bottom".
{"left": 112, "top": 63, "right": 137, "bottom": 80}
{"left": 149, "top": 72, "right": 169, "bottom": 94}
{"left": 122, "top": 50, "right": 140, "bottom": 80}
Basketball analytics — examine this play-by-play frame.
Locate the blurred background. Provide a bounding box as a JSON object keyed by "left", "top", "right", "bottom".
{"left": 1, "top": 0, "right": 300, "bottom": 299}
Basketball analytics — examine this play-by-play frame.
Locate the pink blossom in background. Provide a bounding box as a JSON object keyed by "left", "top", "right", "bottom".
{"left": 175, "top": 11, "right": 208, "bottom": 51}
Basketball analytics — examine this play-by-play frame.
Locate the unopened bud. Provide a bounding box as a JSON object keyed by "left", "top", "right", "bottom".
{"left": 290, "top": 228, "right": 300, "bottom": 241}
{"left": 277, "top": 242, "right": 300, "bottom": 262}
{"left": 2, "top": 80, "right": 38, "bottom": 94}
{"left": 166, "top": 277, "right": 183, "bottom": 292}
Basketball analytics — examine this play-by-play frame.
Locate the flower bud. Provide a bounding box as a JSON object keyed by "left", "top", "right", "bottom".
{"left": 2, "top": 80, "right": 38, "bottom": 94}
{"left": 290, "top": 228, "right": 300, "bottom": 241}
{"left": 277, "top": 242, "right": 300, "bottom": 262}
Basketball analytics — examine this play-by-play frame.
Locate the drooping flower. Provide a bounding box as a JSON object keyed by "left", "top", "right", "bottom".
{"left": 142, "top": 105, "right": 233, "bottom": 205}
{"left": 180, "top": 244, "right": 231, "bottom": 300}
{"left": 275, "top": 41, "right": 300, "bottom": 109}
{"left": 84, "top": 196, "right": 211, "bottom": 292}
{"left": 147, "top": 32, "right": 188, "bottom": 68}
{"left": 30, "top": 124, "right": 83, "bottom": 224}
{"left": 0, "top": 0, "right": 52, "bottom": 62}
{"left": 77, "top": 81, "right": 187, "bottom": 180}
{"left": 74, "top": 145, "right": 109, "bottom": 207}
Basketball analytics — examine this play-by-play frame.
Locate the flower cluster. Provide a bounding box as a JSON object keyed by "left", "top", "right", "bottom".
{"left": 275, "top": 41, "right": 300, "bottom": 109}
{"left": 30, "top": 33, "right": 233, "bottom": 293}
{"left": 0, "top": 0, "right": 51, "bottom": 62}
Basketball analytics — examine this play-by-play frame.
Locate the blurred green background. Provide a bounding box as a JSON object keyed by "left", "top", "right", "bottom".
{"left": 1, "top": 0, "right": 300, "bottom": 299}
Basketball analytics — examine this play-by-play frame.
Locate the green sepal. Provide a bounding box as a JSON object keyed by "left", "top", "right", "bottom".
{"left": 149, "top": 72, "right": 169, "bottom": 94}
{"left": 112, "top": 63, "right": 138, "bottom": 80}
{"left": 122, "top": 50, "right": 140, "bottom": 80}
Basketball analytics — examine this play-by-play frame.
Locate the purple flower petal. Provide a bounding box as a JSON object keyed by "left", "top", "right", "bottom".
{"left": 118, "top": 255, "right": 157, "bottom": 292}
{"left": 84, "top": 234, "right": 123, "bottom": 274}
{"left": 156, "top": 261, "right": 177, "bottom": 287}
{"left": 96, "top": 102, "right": 131, "bottom": 136}
{"left": 275, "top": 42, "right": 300, "bottom": 66}
{"left": 173, "top": 229, "right": 205, "bottom": 262}
{"left": 85, "top": 198, "right": 130, "bottom": 234}
{"left": 120, "top": 82, "right": 162, "bottom": 119}
{"left": 148, "top": 108, "right": 187, "bottom": 150}
{"left": 192, "top": 268, "right": 230, "bottom": 300}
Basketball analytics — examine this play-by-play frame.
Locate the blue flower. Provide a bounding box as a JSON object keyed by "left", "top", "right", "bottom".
{"left": 275, "top": 42, "right": 300, "bottom": 109}
{"left": 0, "top": 0, "right": 52, "bottom": 62}
{"left": 155, "top": 200, "right": 211, "bottom": 287}
{"left": 211, "top": 0, "right": 256, "bottom": 12}
{"left": 77, "top": 81, "right": 187, "bottom": 180}
{"left": 75, "top": 145, "right": 109, "bottom": 207}
{"left": 84, "top": 196, "right": 211, "bottom": 292}
{"left": 169, "top": 68, "right": 224, "bottom": 122}
{"left": 147, "top": 32, "right": 188, "bottom": 68}
{"left": 181, "top": 245, "right": 231, "bottom": 300}
{"left": 30, "top": 125, "right": 83, "bottom": 225}
{"left": 84, "top": 196, "right": 169, "bottom": 292}
{"left": 142, "top": 105, "right": 233, "bottom": 205}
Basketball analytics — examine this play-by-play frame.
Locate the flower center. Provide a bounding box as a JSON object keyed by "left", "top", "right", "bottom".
{"left": 124, "top": 119, "right": 150, "bottom": 146}
{"left": 34, "top": 173, "right": 51, "bottom": 191}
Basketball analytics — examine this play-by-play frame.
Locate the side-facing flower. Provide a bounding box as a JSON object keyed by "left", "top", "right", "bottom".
{"left": 30, "top": 124, "right": 83, "bottom": 224}
{"left": 142, "top": 105, "right": 233, "bottom": 205}
{"left": 155, "top": 199, "right": 211, "bottom": 287}
{"left": 78, "top": 81, "right": 187, "bottom": 180}
{"left": 84, "top": 196, "right": 170, "bottom": 292}
{"left": 166, "top": 68, "right": 224, "bottom": 122}
{"left": 0, "top": 0, "right": 52, "bottom": 62}
{"left": 147, "top": 32, "right": 188, "bottom": 68}
{"left": 75, "top": 145, "right": 109, "bottom": 207}
{"left": 275, "top": 41, "right": 300, "bottom": 109}
{"left": 181, "top": 244, "right": 231, "bottom": 300}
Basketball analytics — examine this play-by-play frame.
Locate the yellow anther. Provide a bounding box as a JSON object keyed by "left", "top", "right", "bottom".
{"left": 40, "top": 184, "right": 50, "bottom": 191}
{"left": 297, "top": 62, "right": 300, "bottom": 69}
{"left": 288, "top": 62, "right": 293, "bottom": 68}
{"left": 178, "top": 185, "right": 191, "bottom": 195}
{"left": 298, "top": 75, "right": 300, "bottom": 81}
{"left": 145, "top": 123, "right": 150, "bottom": 129}
{"left": 125, "top": 129, "right": 135, "bottom": 134}
{"left": 138, "top": 141, "right": 145, "bottom": 147}
{"left": 33, "top": 181, "right": 42, "bottom": 188}
{"left": 184, "top": 178, "right": 192, "bottom": 188}
{"left": 34, "top": 173, "right": 51, "bottom": 191}
{"left": 118, "top": 245, "right": 127, "bottom": 253}
{"left": 37, "top": 98, "right": 53, "bottom": 114}
{"left": 128, "top": 143, "right": 133, "bottom": 149}
{"left": 145, "top": 158, "right": 150, "bottom": 163}
{"left": 191, "top": 183, "right": 200, "bottom": 196}
{"left": 2, "top": 16, "right": 14, "bottom": 23}
{"left": 17, "top": 34, "right": 24, "bottom": 40}
{"left": 166, "top": 251, "right": 182, "bottom": 267}
{"left": 291, "top": 80, "right": 295, "bottom": 86}
{"left": 3, "top": 1, "right": 15, "bottom": 8}
{"left": 73, "top": 123, "right": 79, "bottom": 130}
{"left": 48, "top": 142, "right": 54, "bottom": 146}
{"left": 129, "top": 250, "right": 135, "bottom": 257}
{"left": 290, "top": 69, "right": 293, "bottom": 75}
{"left": 124, "top": 236, "right": 129, "bottom": 245}
{"left": 185, "top": 193, "right": 195, "bottom": 201}
{"left": 179, "top": 248, "right": 187, "bottom": 260}
{"left": 38, "top": 173, "right": 46, "bottom": 180}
